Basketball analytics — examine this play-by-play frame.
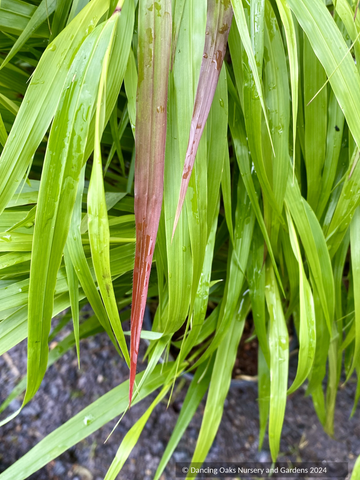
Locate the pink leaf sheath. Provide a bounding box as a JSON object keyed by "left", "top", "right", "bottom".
{"left": 129, "top": 0, "right": 172, "bottom": 405}
{"left": 172, "top": 0, "right": 233, "bottom": 239}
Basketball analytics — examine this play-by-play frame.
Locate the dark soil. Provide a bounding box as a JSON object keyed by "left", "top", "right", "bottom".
{"left": 169, "top": 312, "right": 259, "bottom": 380}
{"left": 234, "top": 319, "right": 258, "bottom": 378}
{"left": 0, "top": 310, "right": 359, "bottom": 480}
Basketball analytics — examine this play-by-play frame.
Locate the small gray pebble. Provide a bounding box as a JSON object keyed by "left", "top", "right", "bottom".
{"left": 53, "top": 461, "right": 67, "bottom": 475}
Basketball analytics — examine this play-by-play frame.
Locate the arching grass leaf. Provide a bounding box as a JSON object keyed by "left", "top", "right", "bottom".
{"left": 0, "top": 0, "right": 57, "bottom": 69}
{"left": 265, "top": 261, "right": 289, "bottom": 462}
{"left": 25, "top": 14, "right": 119, "bottom": 405}
{"left": 130, "top": 0, "right": 172, "bottom": 403}
{"left": 188, "top": 291, "right": 250, "bottom": 473}
{"left": 286, "top": 206, "right": 316, "bottom": 394}
{"left": 0, "top": 0, "right": 109, "bottom": 215}
{"left": 87, "top": 14, "right": 130, "bottom": 369}
{"left": 172, "top": 0, "right": 232, "bottom": 235}
{"left": 0, "top": 364, "right": 174, "bottom": 480}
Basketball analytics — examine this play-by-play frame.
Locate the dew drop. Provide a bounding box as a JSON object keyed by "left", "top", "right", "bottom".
{"left": 83, "top": 415, "right": 94, "bottom": 426}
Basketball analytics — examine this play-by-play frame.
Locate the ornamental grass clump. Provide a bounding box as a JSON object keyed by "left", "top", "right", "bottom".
{"left": 1, "top": 0, "right": 360, "bottom": 478}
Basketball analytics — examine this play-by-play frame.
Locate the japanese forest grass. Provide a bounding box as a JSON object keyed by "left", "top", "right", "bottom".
{"left": 1, "top": 0, "right": 360, "bottom": 478}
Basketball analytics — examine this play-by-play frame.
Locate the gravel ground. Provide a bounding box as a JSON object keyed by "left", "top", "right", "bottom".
{"left": 0, "top": 313, "right": 359, "bottom": 480}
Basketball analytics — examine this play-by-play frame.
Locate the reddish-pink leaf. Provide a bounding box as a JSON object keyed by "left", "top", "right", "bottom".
{"left": 172, "top": 0, "right": 233, "bottom": 237}
{"left": 129, "top": 0, "right": 172, "bottom": 404}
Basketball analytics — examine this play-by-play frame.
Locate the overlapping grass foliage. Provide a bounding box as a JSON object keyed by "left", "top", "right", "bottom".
{"left": 1, "top": 0, "right": 360, "bottom": 477}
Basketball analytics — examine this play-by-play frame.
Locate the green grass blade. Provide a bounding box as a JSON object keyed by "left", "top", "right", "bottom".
{"left": 206, "top": 64, "right": 228, "bottom": 236}
{"left": 228, "top": 94, "right": 284, "bottom": 294}
{"left": 258, "top": 344, "right": 270, "bottom": 450}
{"left": 0, "top": 112, "right": 7, "bottom": 147}
{"left": 0, "top": 315, "right": 102, "bottom": 415}
{"left": 263, "top": 0, "right": 291, "bottom": 243}
{"left": 333, "top": 0, "right": 360, "bottom": 71}
{"left": 325, "top": 147, "right": 360, "bottom": 257}
{"left": 351, "top": 367, "right": 360, "bottom": 417}
{"left": 154, "top": 360, "right": 213, "bottom": 480}
{"left": 286, "top": 206, "right": 316, "bottom": 394}
{"left": 178, "top": 215, "right": 218, "bottom": 364}
{"left": 0, "top": 0, "right": 56, "bottom": 69}
{"left": 50, "top": 0, "right": 73, "bottom": 41}
{"left": 285, "top": 176, "right": 335, "bottom": 331}
{"left": 287, "top": 0, "right": 360, "bottom": 154}
{"left": 124, "top": 48, "right": 137, "bottom": 135}
{"left": 0, "top": 364, "right": 174, "bottom": 480}
{"left": 274, "top": 0, "right": 298, "bottom": 175}
{"left": 230, "top": 0, "right": 274, "bottom": 154}
{"left": 163, "top": 213, "right": 218, "bottom": 388}
{"left": 63, "top": 244, "right": 80, "bottom": 366}
{"left": 104, "top": 386, "right": 170, "bottom": 479}
{"left": 316, "top": 90, "right": 345, "bottom": 220}
{"left": 83, "top": 0, "right": 134, "bottom": 163}
{"left": 192, "top": 174, "right": 255, "bottom": 366}
{"left": 0, "top": 0, "right": 109, "bottom": 215}
{"left": 66, "top": 168, "right": 121, "bottom": 353}
{"left": 188, "top": 293, "right": 250, "bottom": 472}
{"left": 349, "top": 206, "right": 360, "bottom": 377}
{"left": 25, "top": 17, "right": 117, "bottom": 404}
{"left": 344, "top": 269, "right": 355, "bottom": 377}
{"left": 131, "top": 335, "right": 170, "bottom": 402}
{"left": 351, "top": 456, "right": 360, "bottom": 480}
{"left": 324, "top": 321, "right": 339, "bottom": 436}
{"left": 265, "top": 261, "right": 289, "bottom": 462}
{"left": 87, "top": 13, "right": 130, "bottom": 367}
{"left": 310, "top": 383, "right": 326, "bottom": 427}
{"left": 0, "top": 0, "right": 50, "bottom": 38}
{"left": 170, "top": 0, "right": 207, "bottom": 324}
{"left": 170, "top": 0, "right": 186, "bottom": 68}
{"left": 248, "top": 221, "right": 270, "bottom": 366}
{"left": 221, "top": 147, "right": 234, "bottom": 244}
{"left": 0, "top": 93, "right": 19, "bottom": 116}
{"left": 303, "top": 33, "right": 327, "bottom": 212}
{"left": 250, "top": 0, "right": 265, "bottom": 70}
{"left": 68, "top": 0, "right": 90, "bottom": 23}
{"left": 334, "top": 230, "right": 350, "bottom": 350}
{"left": 161, "top": 77, "right": 192, "bottom": 334}
{"left": 172, "top": 0, "right": 232, "bottom": 236}
{"left": 228, "top": 19, "right": 281, "bottom": 220}
{"left": 0, "top": 243, "right": 136, "bottom": 359}
{"left": 281, "top": 228, "right": 299, "bottom": 318}
{"left": 0, "top": 291, "right": 84, "bottom": 362}
{"left": 109, "top": 106, "right": 125, "bottom": 176}
{"left": 5, "top": 206, "right": 36, "bottom": 233}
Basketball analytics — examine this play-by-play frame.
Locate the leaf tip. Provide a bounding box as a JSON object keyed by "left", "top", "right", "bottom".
{"left": 171, "top": 213, "right": 180, "bottom": 242}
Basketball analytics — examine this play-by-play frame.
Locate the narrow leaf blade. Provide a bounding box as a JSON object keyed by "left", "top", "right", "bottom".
{"left": 130, "top": 0, "right": 172, "bottom": 403}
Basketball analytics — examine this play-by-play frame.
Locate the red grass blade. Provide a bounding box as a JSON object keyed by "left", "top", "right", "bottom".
{"left": 172, "top": 0, "right": 233, "bottom": 238}
{"left": 129, "top": 0, "right": 172, "bottom": 404}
